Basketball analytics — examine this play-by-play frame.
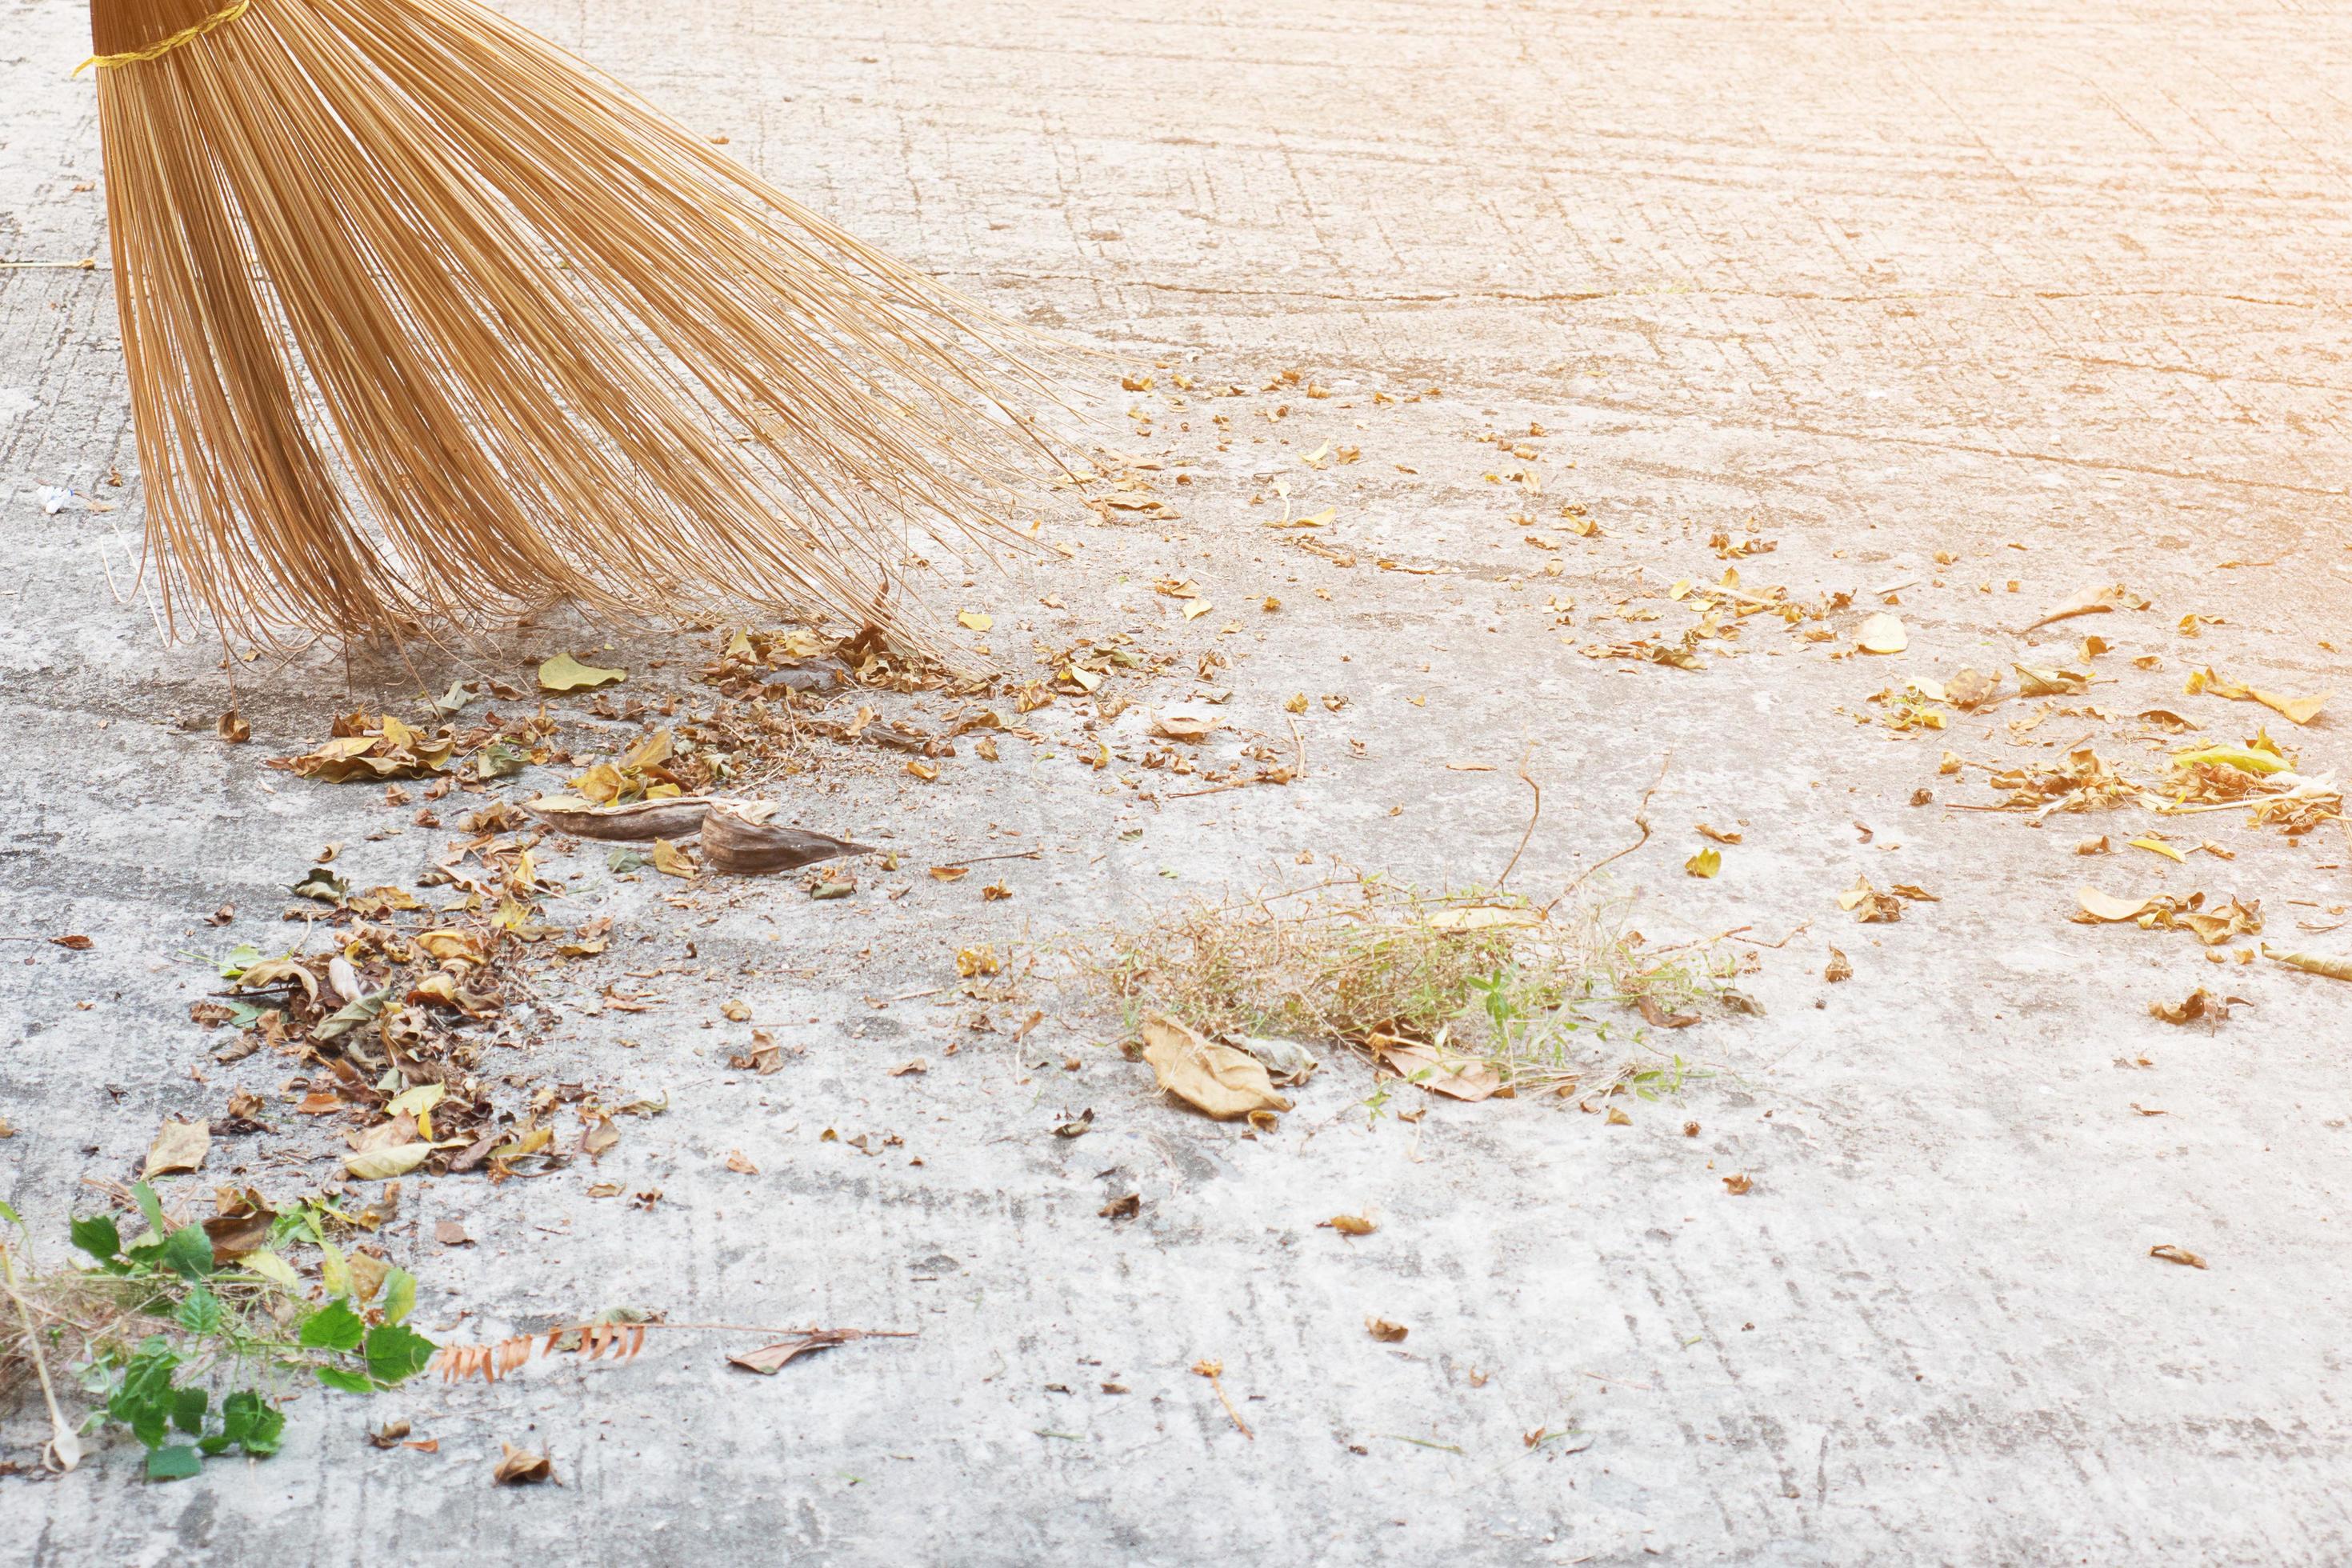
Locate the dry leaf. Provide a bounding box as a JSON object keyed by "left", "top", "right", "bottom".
{"left": 1139, "top": 1015, "right": 1291, "bottom": 1120}
{"left": 218, "top": 709, "right": 250, "bottom": 744}
{"left": 346, "top": 1142, "right": 434, "bottom": 1181}
{"left": 1151, "top": 710, "right": 1219, "bottom": 742}
{"left": 435, "top": 1220, "right": 473, "bottom": 1247}
{"left": 1098, "top": 1193, "right": 1141, "bottom": 1220}
{"left": 1319, "top": 1214, "right": 1377, "bottom": 1237}
{"left": 2024, "top": 582, "right": 2124, "bottom": 632}
{"left": 726, "top": 1328, "right": 888, "bottom": 1374}
{"left": 929, "top": 866, "right": 970, "bottom": 882}
{"left": 2150, "top": 988, "right": 2234, "bottom": 1026}
{"left": 721, "top": 999, "right": 750, "bottom": 1022}
{"left": 2149, "top": 1244, "right": 2207, "bottom": 1270}
{"left": 1722, "top": 1173, "right": 1753, "bottom": 1195}
{"left": 889, "top": 1058, "right": 927, "bottom": 1077}
{"left": 1366, "top": 1317, "right": 1409, "bottom": 1343}
{"left": 1370, "top": 1034, "right": 1503, "bottom": 1102}
{"left": 956, "top": 610, "right": 994, "bottom": 632}
{"left": 1684, "top": 846, "right": 1722, "bottom": 878}
{"left": 2075, "top": 836, "right": 2110, "bottom": 856}
{"left": 2076, "top": 887, "right": 2154, "bottom": 923}
{"left": 2262, "top": 945, "right": 2352, "bottom": 982}
{"left": 1856, "top": 613, "right": 1907, "bottom": 654}
{"left": 1694, "top": 822, "right": 1742, "bottom": 845}
{"left": 1823, "top": 947, "right": 1852, "bottom": 983}
{"left": 144, "top": 1118, "right": 210, "bottom": 1178}
{"left": 2127, "top": 836, "right": 2186, "bottom": 864}
{"left": 1635, "top": 994, "right": 1698, "bottom": 1029}
{"left": 1946, "top": 666, "right": 2002, "bottom": 710}
{"left": 538, "top": 652, "right": 625, "bottom": 692}
{"left": 2014, "top": 664, "right": 2089, "bottom": 698}
{"left": 725, "top": 1149, "right": 760, "bottom": 1174}
{"left": 494, "top": 1442, "right": 554, "bottom": 1484}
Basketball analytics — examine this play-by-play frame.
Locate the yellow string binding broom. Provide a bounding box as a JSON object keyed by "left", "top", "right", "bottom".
{"left": 83, "top": 0, "right": 1065, "bottom": 646}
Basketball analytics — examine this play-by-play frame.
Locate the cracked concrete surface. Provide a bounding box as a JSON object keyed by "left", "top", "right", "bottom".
{"left": 5, "top": 1, "right": 2352, "bottom": 1562}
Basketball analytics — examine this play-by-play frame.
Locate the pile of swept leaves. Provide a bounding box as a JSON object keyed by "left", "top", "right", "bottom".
{"left": 188, "top": 796, "right": 628, "bottom": 1182}
{"left": 1079, "top": 874, "right": 1737, "bottom": 1098}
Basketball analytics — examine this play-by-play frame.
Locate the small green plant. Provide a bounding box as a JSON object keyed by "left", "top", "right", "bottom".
{"left": 4, "top": 1182, "right": 435, "bottom": 1481}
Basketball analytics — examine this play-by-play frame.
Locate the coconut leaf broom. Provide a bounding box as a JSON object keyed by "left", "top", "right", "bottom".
{"left": 84, "top": 0, "right": 1065, "bottom": 646}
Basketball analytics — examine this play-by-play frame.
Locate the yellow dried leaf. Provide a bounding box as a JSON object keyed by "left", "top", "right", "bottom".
{"left": 957, "top": 610, "right": 994, "bottom": 632}
{"left": 538, "top": 652, "right": 626, "bottom": 692}
{"left": 2127, "top": 837, "right": 2186, "bottom": 864}
{"left": 1857, "top": 613, "right": 1906, "bottom": 654}
{"left": 1685, "top": 847, "right": 1722, "bottom": 878}
{"left": 2262, "top": 945, "right": 2352, "bottom": 982}
{"left": 346, "top": 1142, "right": 434, "bottom": 1181}
{"left": 2076, "top": 887, "right": 2154, "bottom": 922}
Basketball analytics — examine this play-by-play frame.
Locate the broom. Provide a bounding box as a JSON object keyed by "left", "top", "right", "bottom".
{"left": 83, "top": 0, "right": 1066, "bottom": 647}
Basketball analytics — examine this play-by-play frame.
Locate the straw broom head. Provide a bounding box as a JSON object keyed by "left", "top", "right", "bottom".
{"left": 89, "top": 0, "right": 1071, "bottom": 647}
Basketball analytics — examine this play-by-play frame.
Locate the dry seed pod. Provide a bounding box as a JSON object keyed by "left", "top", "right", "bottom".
{"left": 522, "top": 795, "right": 730, "bottom": 841}
{"left": 701, "top": 801, "right": 873, "bottom": 876}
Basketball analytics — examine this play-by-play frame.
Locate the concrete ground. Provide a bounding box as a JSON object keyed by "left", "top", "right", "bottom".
{"left": 6, "top": 0, "right": 2352, "bottom": 1562}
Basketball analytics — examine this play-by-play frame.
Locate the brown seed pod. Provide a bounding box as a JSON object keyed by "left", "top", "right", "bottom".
{"left": 700, "top": 801, "right": 874, "bottom": 876}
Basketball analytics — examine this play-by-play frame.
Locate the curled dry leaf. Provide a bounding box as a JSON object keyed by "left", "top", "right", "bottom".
{"left": 1823, "top": 946, "right": 1852, "bottom": 983}
{"left": 1139, "top": 1015, "right": 1291, "bottom": 1121}
{"left": 2075, "top": 836, "right": 2110, "bottom": 856}
{"left": 725, "top": 1149, "right": 760, "bottom": 1174}
{"left": 2023, "top": 582, "right": 2126, "bottom": 632}
{"left": 493, "top": 1442, "right": 555, "bottom": 1484}
{"left": 1694, "top": 822, "right": 1742, "bottom": 845}
{"left": 2149, "top": 1244, "right": 2207, "bottom": 1270}
{"left": 2077, "top": 887, "right": 2153, "bottom": 923}
{"left": 1366, "top": 1317, "right": 1410, "bottom": 1344}
{"left": 1098, "top": 1192, "right": 1140, "bottom": 1221}
{"left": 1684, "top": 846, "right": 1722, "bottom": 878}
{"left": 1319, "top": 1213, "right": 1377, "bottom": 1237}
{"left": 2150, "top": 988, "right": 2246, "bottom": 1027}
{"left": 218, "top": 709, "right": 250, "bottom": 744}
{"left": 2262, "top": 945, "right": 2352, "bottom": 982}
{"left": 1635, "top": 994, "right": 1698, "bottom": 1029}
{"left": 1722, "top": 1173, "right": 1754, "bottom": 1195}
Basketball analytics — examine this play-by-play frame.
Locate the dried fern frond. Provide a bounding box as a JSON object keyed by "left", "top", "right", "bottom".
{"left": 91, "top": 0, "right": 1072, "bottom": 646}
{"left": 426, "top": 1320, "right": 911, "bottom": 1384}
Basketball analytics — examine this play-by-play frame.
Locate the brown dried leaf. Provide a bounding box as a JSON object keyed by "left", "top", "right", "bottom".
{"left": 144, "top": 1118, "right": 210, "bottom": 1178}
{"left": 1366, "top": 1317, "right": 1409, "bottom": 1343}
{"left": 1318, "top": 1214, "right": 1377, "bottom": 1237}
{"left": 1823, "top": 947, "right": 1852, "bottom": 983}
{"left": 1139, "top": 1015, "right": 1291, "bottom": 1120}
{"left": 2149, "top": 1244, "right": 2207, "bottom": 1270}
{"left": 493, "top": 1442, "right": 555, "bottom": 1484}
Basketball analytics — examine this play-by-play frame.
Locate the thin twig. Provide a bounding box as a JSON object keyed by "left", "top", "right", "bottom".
{"left": 1191, "top": 1358, "right": 1253, "bottom": 1439}
{"left": 931, "top": 848, "right": 1043, "bottom": 868}
{"left": 1550, "top": 751, "right": 1670, "bottom": 911}
{"left": 1495, "top": 744, "right": 1542, "bottom": 889}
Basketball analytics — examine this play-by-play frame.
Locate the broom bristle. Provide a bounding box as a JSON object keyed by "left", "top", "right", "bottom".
{"left": 91, "top": 0, "right": 1071, "bottom": 646}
